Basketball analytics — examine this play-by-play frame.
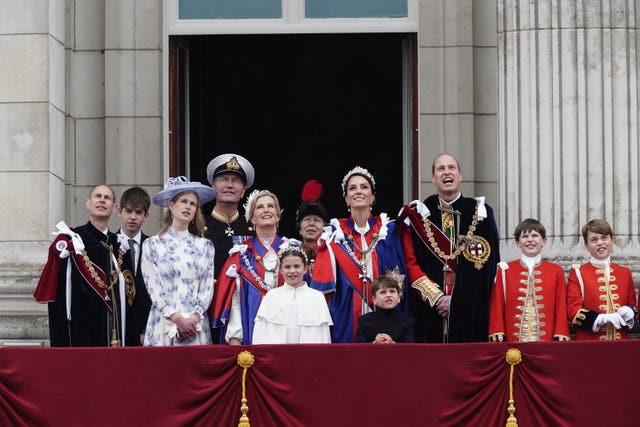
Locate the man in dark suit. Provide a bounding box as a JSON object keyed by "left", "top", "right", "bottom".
{"left": 35, "top": 184, "right": 126, "bottom": 346}
{"left": 117, "top": 186, "right": 151, "bottom": 345}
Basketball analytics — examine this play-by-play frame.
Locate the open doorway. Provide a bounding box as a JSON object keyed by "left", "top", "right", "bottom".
{"left": 170, "top": 33, "right": 417, "bottom": 237}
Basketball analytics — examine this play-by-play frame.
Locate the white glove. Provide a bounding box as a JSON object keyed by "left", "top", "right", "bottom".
{"left": 617, "top": 306, "right": 635, "bottom": 328}
{"left": 592, "top": 314, "right": 608, "bottom": 332}
{"left": 592, "top": 313, "right": 627, "bottom": 332}
{"left": 606, "top": 313, "right": 627, "bottom": 329}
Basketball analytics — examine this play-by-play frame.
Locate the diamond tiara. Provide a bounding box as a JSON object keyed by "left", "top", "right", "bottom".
{"left": 341, "top": 166, "right": 376, "bottom": 195}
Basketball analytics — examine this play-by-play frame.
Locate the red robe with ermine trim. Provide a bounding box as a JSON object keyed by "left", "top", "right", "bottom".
{"left": 34, "top": 222, "right": 124, "bottom": 347}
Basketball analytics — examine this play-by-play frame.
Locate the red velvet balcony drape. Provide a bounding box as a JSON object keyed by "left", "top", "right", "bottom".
{"left": 0, "top": 341, "right": 637, "bottom": 427}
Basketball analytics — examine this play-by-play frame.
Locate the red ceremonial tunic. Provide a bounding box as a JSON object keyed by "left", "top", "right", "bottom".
{"left": 489, "top": 260, "right": 570, "bottom": 342}
{"left": 567, "top": 262, "right": 637, "bottom": 340}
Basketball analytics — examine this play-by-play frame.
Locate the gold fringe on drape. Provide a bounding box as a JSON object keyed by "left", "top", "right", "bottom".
{"left": 504, "top": 348, "right": 522, "bottom": 427}
{"left": 237, "top": 351, "right": 255, "bottom": 427}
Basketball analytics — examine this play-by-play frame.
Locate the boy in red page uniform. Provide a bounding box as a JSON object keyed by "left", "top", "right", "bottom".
{"left": 566, "top": 219, "right": 637, "bottom": 340}
{"left": 489, "top": 218, "right": 570, "bottom": 342}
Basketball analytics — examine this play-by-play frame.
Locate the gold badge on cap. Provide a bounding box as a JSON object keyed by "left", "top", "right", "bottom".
{"left": 226, "top": 157, "right": 241, "bottom": 171}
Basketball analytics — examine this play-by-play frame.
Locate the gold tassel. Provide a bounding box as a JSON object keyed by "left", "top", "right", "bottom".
{"left": 237, "top": 351, "right": 255, "bottom": 427}
{"left": 504, "top": 348, "right": 522, "bottom": 427}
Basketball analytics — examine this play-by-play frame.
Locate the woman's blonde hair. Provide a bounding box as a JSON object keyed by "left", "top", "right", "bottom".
{"left": 244, "top": 190, "right": 281, "bottom": 224}
{"left": 158, "top": 190, "right": 206, "bottom": 237}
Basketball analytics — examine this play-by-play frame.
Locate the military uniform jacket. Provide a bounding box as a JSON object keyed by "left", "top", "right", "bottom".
{"left": 489, "top": 260, "right": 570, "bottom": 342}
{"left": 567, "top": 261, "right": 637, "bottom": 340}
{"left": 203, "top": 208, "right": 253, "bottom": 276}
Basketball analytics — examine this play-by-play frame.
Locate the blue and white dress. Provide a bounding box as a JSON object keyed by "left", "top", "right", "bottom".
{"left": 141, "top": 228, "right": 215, "bottom": 346}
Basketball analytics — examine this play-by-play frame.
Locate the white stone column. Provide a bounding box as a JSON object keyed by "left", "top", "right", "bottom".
{"left": 498, "top": 0, "right": 640, "bottom": 261}
{"left": 0, "top": 0, "right": 66, "bottom": 263}
{"left": 0, "top": 0, "right": 67, "bottom": 343}
{"left": 67, "top": 0, "right": 106, "bottom": 222}
{"left": 419, "top": 0, "right": 499, "bottom": 206}
{"left": 105, "top": 0, "right": 163, "bottom": 231}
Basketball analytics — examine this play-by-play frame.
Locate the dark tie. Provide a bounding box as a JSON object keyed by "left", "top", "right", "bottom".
{"left": 129, "top": 239, "right": 137, "bottom": 274}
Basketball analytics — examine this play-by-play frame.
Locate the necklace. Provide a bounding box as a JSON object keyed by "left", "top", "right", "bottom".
{"left": 423, "top": 204, "right": 479, "bottom": 261}
{"left": 340, "top": 233, "right": 381, "bottom": 283}
{"left": 347, "top": 233, "right": 379, "bottom": 257}
{"left": 211, "top": 209, "right": 239, "bottom": 237}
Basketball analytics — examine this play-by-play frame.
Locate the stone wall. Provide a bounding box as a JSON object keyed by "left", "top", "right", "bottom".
{"left": 1, "top": 0, "right": 637, "bottom": 345}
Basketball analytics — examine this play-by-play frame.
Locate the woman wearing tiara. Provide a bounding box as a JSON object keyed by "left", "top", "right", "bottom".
{"left": 210, "top": 189, "right": 289, "bottom": 345}
{"left": 310, "top": 166, "right": 409, "bottom": 342}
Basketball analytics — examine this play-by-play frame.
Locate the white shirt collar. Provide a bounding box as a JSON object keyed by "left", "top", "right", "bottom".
{"left": 119, "top": 230, "right": 142, "bottom": 245}
{"left": 284, "top": 282, "right": 308, "bottom": 291}
{"left": 520, "top": 253, "right": 542, "bottom": 274}
{"left": 590, "top": 256, "right": 610, "bottom": 267}
{"left": 354, "top": 222, "right": 370, "bottom": 235}
{"left": 590, "top": 256, "right": 611, "bottom": 279}
{"left": 439, "top": 193, "right": 462, "bottom": 205}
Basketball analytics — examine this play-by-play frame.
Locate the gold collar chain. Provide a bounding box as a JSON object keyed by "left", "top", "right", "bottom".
{"left": 340, "top": 234, "right": 380, "bottom": 281}
{"left": 346, "top": 233, "right": 379, "bottom": 258}
{"left": 423, "top": 204, "right": 479, "bottom": 261}
{"left": 81, "top": 247, "right": 124, "bottom": 291}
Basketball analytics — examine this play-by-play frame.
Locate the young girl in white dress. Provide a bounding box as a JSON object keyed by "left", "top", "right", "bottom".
{"left": 252, "top": 244, "right": 333, "bottom": 344}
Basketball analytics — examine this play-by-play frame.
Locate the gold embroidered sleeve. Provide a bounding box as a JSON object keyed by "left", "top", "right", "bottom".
{"left": 411, "top": 276, "right": 444, "bottom": 307}
{"left": 571, "top": 308, "right": 588, "bottom": 327}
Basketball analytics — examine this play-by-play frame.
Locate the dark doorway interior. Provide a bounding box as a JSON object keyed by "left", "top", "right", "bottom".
{"left": 184, "top": 33, "right": 409, "bottom": 237}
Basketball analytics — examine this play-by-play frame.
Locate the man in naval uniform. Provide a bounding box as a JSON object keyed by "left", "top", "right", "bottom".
{"left": 202, "top": 153, "right": 256, "bottom": 276}
{"left": 399, "top": 153, "right": 500, "bottom": 343}
{"left": 34, "top": 184, "right": 127, "bottom": 347}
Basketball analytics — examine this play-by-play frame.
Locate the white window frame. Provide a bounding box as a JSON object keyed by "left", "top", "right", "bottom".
{"left": 164, "top": 0, "right": 419, "bottom": 35}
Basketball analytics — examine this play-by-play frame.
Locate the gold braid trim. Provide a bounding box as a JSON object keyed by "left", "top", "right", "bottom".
{"left": 505, "top": 348, "right": 522, "bottom": 427}
{"left": 423, "top": 203, "right": 480, "bottom": 261}
{"left": 571, "top": 308, "right": 588, "bottom": 327}
{"left": 237, "top": 351, "right": 255, "bottom": 427}
{"left": 411, "top": 277, "right": 444, "bottom": 307}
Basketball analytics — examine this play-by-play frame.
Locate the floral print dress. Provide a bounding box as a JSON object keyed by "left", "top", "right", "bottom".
{"left": 141, "top": 228, "right": 215, "bottom": 346}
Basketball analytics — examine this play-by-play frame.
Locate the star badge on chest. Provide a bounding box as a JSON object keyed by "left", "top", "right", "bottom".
{"left": 225, "top": 226, "right": 235, "bottom": 237}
